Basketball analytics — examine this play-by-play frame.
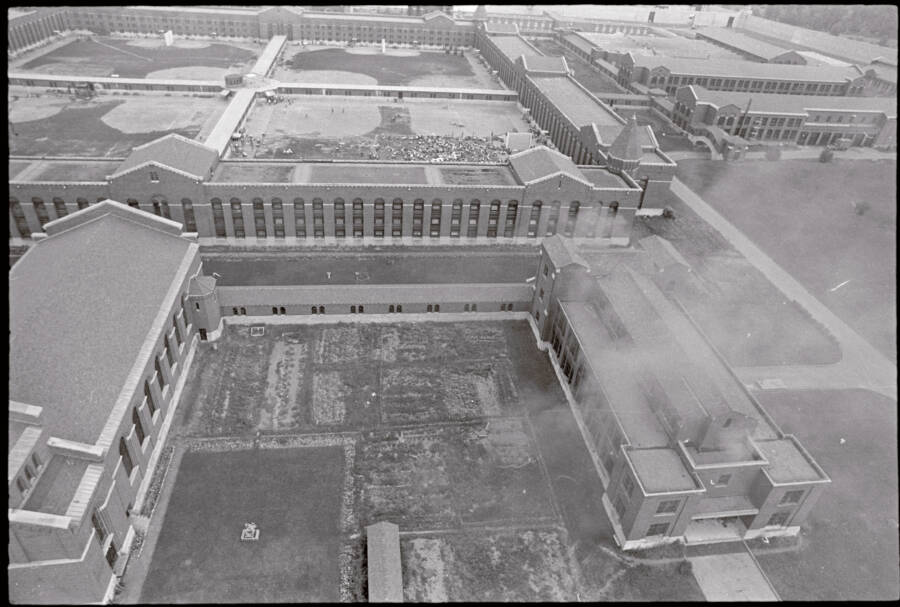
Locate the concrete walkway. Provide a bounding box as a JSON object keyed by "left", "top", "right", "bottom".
{"left": 670, "top": 177, "right": 897, "bottom": 401}
{"left": 690, "top": 552, "right": 779, "bottom": 601}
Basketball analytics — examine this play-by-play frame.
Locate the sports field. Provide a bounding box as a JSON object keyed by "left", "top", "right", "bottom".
{"left": 18, "top": 36, "right": 258, "bottom": 79}
{"left": 274, "top": 46, "right": 501, "bottom": 89}
{"left": 139, "top": 447, "right": 345, "bottom": 603}
{"left": 8, "top": 91, "right": 225, "bottom": 157}
{"left": 237, "top": 96, "right": 528, "bottom": 160}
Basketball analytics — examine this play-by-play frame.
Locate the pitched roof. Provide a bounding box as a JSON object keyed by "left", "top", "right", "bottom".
{"left": 111, "top": 134, "right": 219, "bottom": 181}
{"left": 508, "top": 145, "right": 590, "bottom": 185}
{"left": 695, "top": 27, "right": 788, "bottom": 61}
{"left": 608, "top": 114, "right": 644, "bottom": 161}
{"left": 542, "top": 235, "right": 589, "bottom": 270}
{"left": 632, "top": 55, "right": 862, "bottom": 83}
{"left": 639, "top": 235, "right": 690, "bottom": 270}
{"left": 366, "top": 522, "right": 403, "bottom": 603}
{"left": 217, "top": 283, "right": 532, "bottom": 306}
{"left": 686, "top": 85, "right": 898, "bottom": 117}
{"left": 520, "top": 54, "right": 569, "bottom": 74}
{"left": 9, "top": 201, "right": 197, "bottom": 444}
{"left": 530, "top": 76, "right": 623, "bottom": 128}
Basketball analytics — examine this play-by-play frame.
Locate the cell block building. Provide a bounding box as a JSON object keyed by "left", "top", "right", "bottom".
{"left": 530, "top": 236, "right": 830, "bottom": 549}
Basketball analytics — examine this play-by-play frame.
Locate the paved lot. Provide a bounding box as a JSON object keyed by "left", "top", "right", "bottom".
{"left": 690, "top": 552, "right": 778, "bottom": 601}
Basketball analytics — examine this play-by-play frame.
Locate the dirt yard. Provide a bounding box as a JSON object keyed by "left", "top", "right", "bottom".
{"left": 8, "top": 90, "right": 225, "bottom": 156}
{"left": 235, "top": 96, "right": 527, "bottom": 161}
{"left": 402, "top": 527, "right": 578, "bottom": 601}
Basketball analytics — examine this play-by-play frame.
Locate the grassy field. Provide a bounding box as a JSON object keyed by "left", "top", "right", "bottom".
{"left": 633, "top": 199, "right": 841, "bottom": 367}
{"left": 19, "top": 36, "right": 257, "bottom": 78}
{"left": 139, "top": 447, "right": 345, "bottom": 603}
{"left": 8, "top": 93, "right": 223, "bottom": 157}
{"left": 677, "top": 158, "right": 897, "bottom": 361}
{"left": 750, "top": 389, "right": 899, "bottom": 600}
{"left": 201, "top": 250, "right": 540, "bottom": 286}
{"left": 283, "top": 47, "right": 484, "bottom": 87}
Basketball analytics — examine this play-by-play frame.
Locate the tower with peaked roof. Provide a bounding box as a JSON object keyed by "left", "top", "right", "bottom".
{"left": 607, "top": 114, "right": 644, "bottom": 177}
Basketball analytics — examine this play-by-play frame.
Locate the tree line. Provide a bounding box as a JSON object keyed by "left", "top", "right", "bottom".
{"left": 750, "top": 4, "right": 897, "bottom": 46}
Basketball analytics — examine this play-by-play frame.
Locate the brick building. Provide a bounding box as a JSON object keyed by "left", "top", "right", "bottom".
{"left": 475, "top": 29, "right": 677, "bottom": 199}
{"left": 8, "top": 202, "right": 219, "bottom": 604}
{"left": 618, "top": 55, "right": 870, "bottom": 97}
{"left": 673, "top": 85, "right": 898, "bottom": 149}
{"left": 7, "top": 6, "right": 68, "bottom": 55}
{"left": 530, "top": 236, "right": 830, "bottom": 549}
{"left": 9, "top": 137, "right": 645, "bottom": 244}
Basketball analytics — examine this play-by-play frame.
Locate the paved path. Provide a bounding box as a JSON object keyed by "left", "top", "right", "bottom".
{"left": 690, "top": 552, "right": 779, "bottom": 601}
{"left": 671, "top": 177, "right": 897, "bottom": 401}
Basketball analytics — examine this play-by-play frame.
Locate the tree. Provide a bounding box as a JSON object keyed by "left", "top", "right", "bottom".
{"left": 819, "top": 148, "right": 834, "bottom": 163}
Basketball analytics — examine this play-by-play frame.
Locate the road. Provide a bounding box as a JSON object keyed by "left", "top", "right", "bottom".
{"left": 670, "top": 177, "right": 897, "bottom": 401}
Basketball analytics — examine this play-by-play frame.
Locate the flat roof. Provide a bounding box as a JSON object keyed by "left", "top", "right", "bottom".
{"left": 22, "top": 456, "right": 90, "bottom": 516}
{"left": 489, "top": 34, "right": 540, "bottom": 62}
{"left": 218, "top": 283, "right": 532, "bottom": 306}
{"left": 560, "top": 300, "right": 671, "bottom": 448}
{"left": 757, "top": 438, "right": 826, "bottom": 484}
{"left": 530, "top": 76, "right": 622, "bottom": 127}
{"left": 212, "top": 161, "right": 521, "bottom": 186}
{"left": 9, "top": 209, "right": 195, "bottom": 444}
{"left": 366, "top": 522, "right": 403, "bottom": 603}
{"left": 626, "top": 448, "right": 699, "bottom": 493}
{"left": 580, "top": 31, "right": 741, "bottom": 60}
{"left": 607, "top": 268, "right": 779, "bottom": 441}
{"left": 10, "top": 160, "right": 123, "bottom": 183}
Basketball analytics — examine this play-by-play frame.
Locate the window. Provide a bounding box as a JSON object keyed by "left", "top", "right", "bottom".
{"left": 32, "top": 452, "right": 42, "bottom": 470}
{"left": 427, "top": 304, "right": 433, "bottom": 312}
{"left": 351, "top": 305, "right": 357, "bottom": 314}
{"left": 181, "top": 199, "right": 196, "bottom": 232}
{"left": 155, "top": 357, "right": 166, "bottom": 388}
{"left": 211, "top": 198, "right": 227, "bottom": 237}
{"left": 359, "top": 305, "right": 364, "bottom": 313}
{"left": 614, "top": 495, "right": 628, "bottom": 518}
{"left": 319, "top": 306, "right": 324, "bottom": 314}
{"left": 33, "top": 197, "right": 50, "bottom": 227}
{"left": 768, "top": 511, "right": 790, "bottom": 527}
{"left": 279, "top": 307, "right": 285, "bottom": 315}
{"left": 133, "top": 408, "right": 146, "bottom": 444}
{"left": 10, "top": 198, "right": 30, "bottom": 238}
{"left": 656, "top": 500, "right": 679, "bottom": 514}
{"left": 780, "top": 490, "right": 804, "bottom": 505}
{"left": 272, "top": 306, "right": 278, "bottom": 315}
{"left": 144, "top": 380, "right": 156, "bottom": 415}
{"left": 543, "top": 263, "right": 549, "bottom": 277}
{"left": 647, "top": 522, "right": 669, "bottom": 537}
{"left": 714, "top": 473, "right": 732, "bottom": 487}
{"left": 53, "top": 197, "right": 67, "bottom": 217}
{"left": 119, "top": 437, "right": 134, "bottom": 476}
{"left": 92, "top": 511, "right": 107, "bottom": 544}
{"left": 397, "top": 304, "right": 402, "bottom": 313}
{"left": 464, "top": 304, "right": 469, "bottom": 312}
{"left": 16, "top": 477, "right": 27, "bottom": 493}
{"left": 622, "top": 474, "right": 635, "bottom": 496}
{"left": 389, "top": 305, "right": 395, "bottom": 313}
{"left": 240, "top": 307, "right": 246, "bottom": 315}
{"left": 150, "top": 171, "right": 159, "bottom": 182}
{"left": 434, "top": 304, "right": 439, "bottom": 312}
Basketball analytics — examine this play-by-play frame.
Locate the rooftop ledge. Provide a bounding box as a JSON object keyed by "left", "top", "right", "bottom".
{"left": 678, "top": 437, "right": 769, "bottom": 470}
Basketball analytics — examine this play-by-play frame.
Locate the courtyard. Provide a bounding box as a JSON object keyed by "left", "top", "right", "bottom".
{"left": 15, "top": 35, "right": 259, "bottom": 79}
{"left": 7, "top": 89, "right": 225, "bottom": 157}
{"left": 526, "top": 37, "right": 627, "bottom": 95}
{"left": 130, "top": 319, "right": 701, "bottom": 602}
{"left": 233, "top": 96, "right": 528, "bottom": 161}
{"left": 676, "top": 158, "right": 897, "bottom": 362}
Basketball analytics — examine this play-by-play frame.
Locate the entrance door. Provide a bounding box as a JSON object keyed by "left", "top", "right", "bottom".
{"left": 648, "top": 11, "right": 656, "bottom": 23}
{"left": 199, "top": 328, "right": 208, "bottom": 341}
{"left": 726, "top": 16, "right": 735, "bottom": 28}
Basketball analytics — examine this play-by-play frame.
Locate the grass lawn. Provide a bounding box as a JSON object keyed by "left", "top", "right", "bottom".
{"left": 201, "top": 251, "right": 540, "bottom": 286}
{"left": 286, "top": 48, "right": 477, "bottom": 86}
{"left": 677, "top": 158, "right": 897, "bottom": 361}
{"left": 20, "top": 37, "right": 257, "bottom": 78}
{"left": 139, "top": 447, "right": 345, "bottom": 603}
{"left": 750, "top": 389, "right": 899, "bottom": 600}
{"left": 633, "top": 199, "right": 841, "bottom": 367}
